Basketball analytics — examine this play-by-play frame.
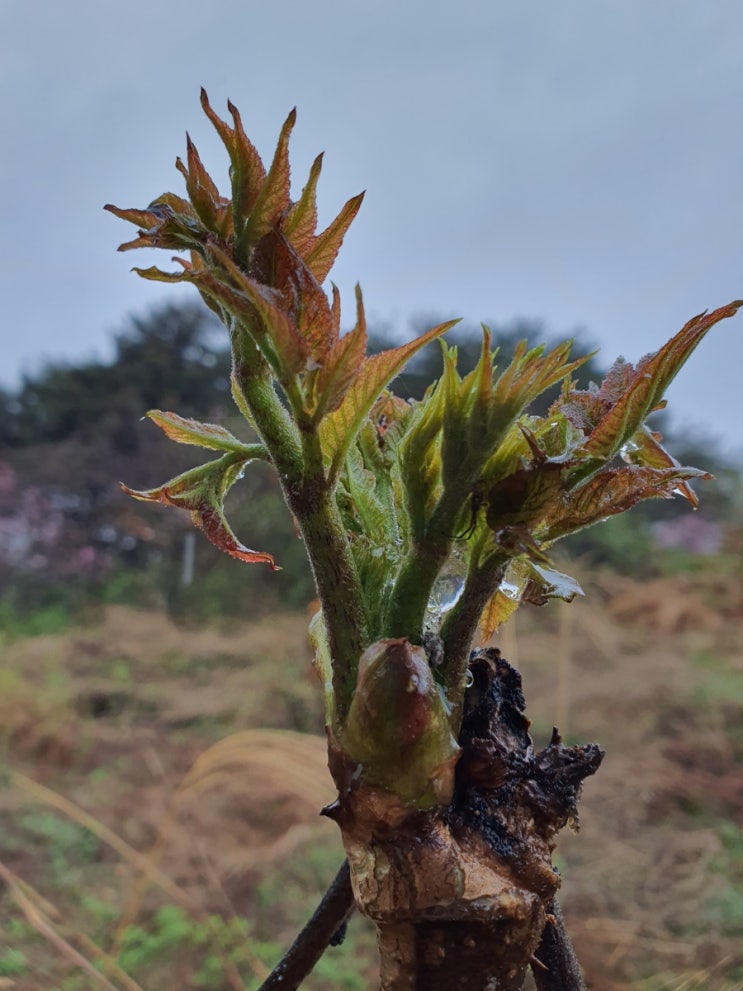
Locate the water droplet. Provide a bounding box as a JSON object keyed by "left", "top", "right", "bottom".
{"left": 499, "top": 579, "right": 521, "bottom": 601}
{"left": 619, "top": 439, "right": 639, "bottom": 463}
{"left": 424, "top": 550, "right": 467, "bottom": 629}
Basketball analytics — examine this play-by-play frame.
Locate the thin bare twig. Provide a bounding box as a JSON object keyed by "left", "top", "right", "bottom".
{"left": 531, "top": 897, "right": 586, "bottom": 991}
{"left": 257, "top": 860, "right": 355, "bottom": 991}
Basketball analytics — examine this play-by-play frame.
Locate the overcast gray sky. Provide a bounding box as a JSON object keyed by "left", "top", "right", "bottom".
{"left": 2, "top": 1, "right": 742, "bottom": 456}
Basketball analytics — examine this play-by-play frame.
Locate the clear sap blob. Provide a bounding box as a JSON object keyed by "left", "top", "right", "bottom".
{"left": 424, "top": 551, "right": 467, "bottom": 630}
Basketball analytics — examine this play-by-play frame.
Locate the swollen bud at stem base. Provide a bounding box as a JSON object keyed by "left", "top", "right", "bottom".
{"left": 339, "top": 639, "right": 460, "bottom": 809}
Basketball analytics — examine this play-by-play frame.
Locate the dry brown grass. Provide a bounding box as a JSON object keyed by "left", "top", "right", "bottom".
{"left": 1, "top": 568, "right": 742, "bottom": 990}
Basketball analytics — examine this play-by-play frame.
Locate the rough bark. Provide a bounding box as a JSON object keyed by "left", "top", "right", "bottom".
{"left": 326, "top": 648, "right": 603, "bottom": 990}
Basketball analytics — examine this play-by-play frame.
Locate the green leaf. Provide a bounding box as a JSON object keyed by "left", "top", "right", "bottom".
{"left": 320, "top": 319, "right": 459, "bottom": 483}
{"left": 491, "top": 339, "right": 589, "bottom": 424}
{"left": 146, "top": 411, "right": 268, "bottom": 457}
{"left": 437, "top": 335, "right": 588, "bottom": 503}
{"left": 398, "top": 382, "right": 446, "bottom": 542}
{"left": 121, "top": 454, "right": 279, "bottom": 569}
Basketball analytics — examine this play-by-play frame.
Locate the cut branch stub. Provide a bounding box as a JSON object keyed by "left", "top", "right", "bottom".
{"left": 324, "top": 646, "right": 602, "bottom": 991}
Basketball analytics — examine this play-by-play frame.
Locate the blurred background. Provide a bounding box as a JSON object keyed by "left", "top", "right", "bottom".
{"left": 1, "top": 3, "right": 742, "bottom": 989}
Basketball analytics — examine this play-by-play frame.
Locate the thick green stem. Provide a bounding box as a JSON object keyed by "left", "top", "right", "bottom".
{"left": 386, "top": 539, "right": 450, "bottom": 644}
{"left": 233, "top": 345, "right": 367, "bottom": 723}
{"left": 386, "top": 487, "right": 465, "bottom": 642}
{"left": 232, "top": 355, "right": 304, "bottom": 484}
{"left": 439, "top": 552, "right": 507, "bottom": 728}
{"left": 289, "top": 463, "right": 367, "bottom": 721}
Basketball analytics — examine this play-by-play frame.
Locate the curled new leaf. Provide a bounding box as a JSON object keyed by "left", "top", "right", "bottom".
{"left": 485, "top": 461, "right": 564, "bottom": 532}
{"left": 121, "top": 453, "right": 279, "bottom": 570}
{"left": 620, "top": 424, "right": 699, "bottom": 506}
{"left": 104, "top": 200, "right": 205, "bottom": 254}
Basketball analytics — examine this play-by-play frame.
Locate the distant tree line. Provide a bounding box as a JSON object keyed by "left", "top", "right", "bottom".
{"left": 0, "top": 301, "right": 737, "bottom": 625}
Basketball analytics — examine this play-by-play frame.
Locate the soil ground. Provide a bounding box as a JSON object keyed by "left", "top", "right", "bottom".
{"left": 1, "top": 563, "right": 742, "bottom": 990}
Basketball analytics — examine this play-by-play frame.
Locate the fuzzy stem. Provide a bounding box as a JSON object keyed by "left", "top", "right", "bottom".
{"left": 386, "top": 487, "right": 466, "bottom": 642}
{"left": 233, "top": 342, "right": 367, "bottom": 722}
{"left": 293, "top": 426, "right": 368, "bottom": 719}
{"left": 232, "top": 342, "right": 304, "bottom": 483}
{"left": 439, "top": 551, "right": 507, "bottom": 727}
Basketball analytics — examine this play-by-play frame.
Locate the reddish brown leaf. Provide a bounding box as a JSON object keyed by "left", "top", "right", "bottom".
{"left": 582, "top": 301, "right": 742, "bottom": 464}
{"left": 200, "top": 89, "right": 266, "bottom": 222}
{"left": 312, "top": 286, "right": 368, "bottom": 420}
{"left": 305, "top": 192, "right": 365, "bottom": 283}
{"left": 227, "top": 99, "right": 269, "bottom": 219}
{"left": 476, "top": 586, "right": 521, "bottom": 645}
{"left": 243, "top": 109, "right": 296, "bottom": 247}
{"left": 246, "top": 232, "right": 333, "bottom": 360}
{"left": 284, "top": 152, "right": 323, "bottom": 255}
{"left": 542, "top": 464, "right": 712, "bottom": 543}
{"left": 329, "top": 283, "right": 342, "bottom": 343}
{"left": 103, "top": 204, "right": 162, "bottom": 229}
{"left": 296, "top": 272, "right": 335, "bottom": 361}
{"left": 179, "top": 133, "right": 224, "bottom": 230}
{"left": 132, "top": 264, "right": 190, "bottom": 283}
{"left": 121, "top": 455, "right": 278, "bottom": 569}
{"left": 204, "top": 244, "right": 309, "bottom": 375}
